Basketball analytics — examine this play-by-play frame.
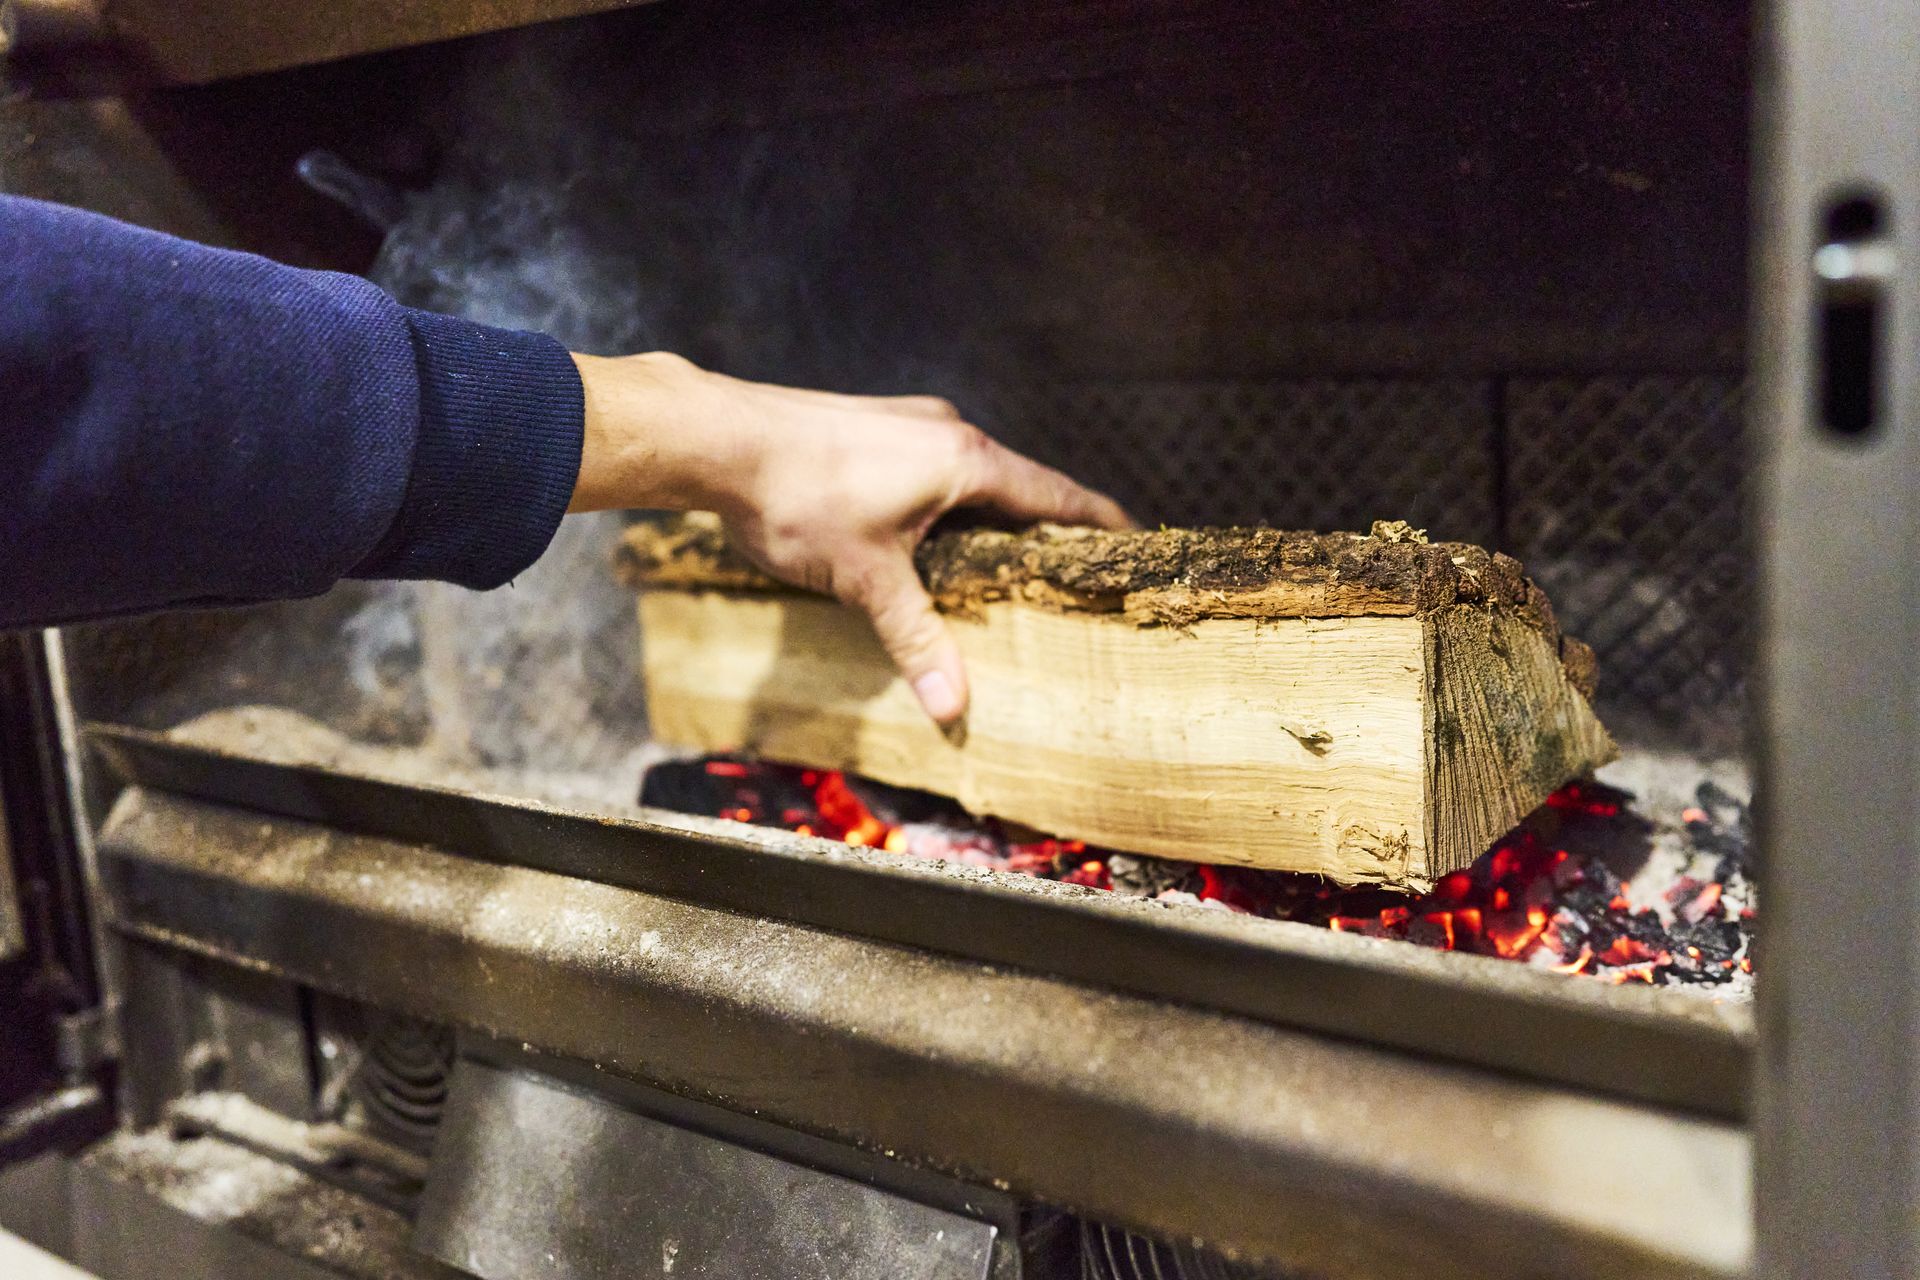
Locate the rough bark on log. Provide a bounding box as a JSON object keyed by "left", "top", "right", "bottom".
{"left": 618, "top": 513, "right": 1614, "bottom": 890}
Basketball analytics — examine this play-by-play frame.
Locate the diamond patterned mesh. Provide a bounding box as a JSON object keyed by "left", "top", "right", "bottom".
{"left": 968, "top": 373, "right": 1749, "bottom": 749}
{"left": 1505, "top": 376, "right": 1748, "bottom": 747}
{"left": 968, "top": 379, "right": 1497, "bottom": 544}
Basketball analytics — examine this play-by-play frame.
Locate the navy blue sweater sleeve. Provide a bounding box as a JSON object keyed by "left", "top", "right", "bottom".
{"left": 0, "top": 195, "right": 583, "bottom": 628}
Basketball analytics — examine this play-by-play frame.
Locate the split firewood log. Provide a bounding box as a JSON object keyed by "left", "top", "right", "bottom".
{"left": 616, "top": 513, "right": 1613, "bottom": 892}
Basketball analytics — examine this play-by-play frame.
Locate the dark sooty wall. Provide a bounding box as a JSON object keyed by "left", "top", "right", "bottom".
{"left": 37, "top": 0, "right": 1753, "bottom": 753}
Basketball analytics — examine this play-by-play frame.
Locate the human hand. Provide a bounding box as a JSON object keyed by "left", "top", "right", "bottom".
{"left": 570, "top": 352, "right": 1133, "bottom": 724}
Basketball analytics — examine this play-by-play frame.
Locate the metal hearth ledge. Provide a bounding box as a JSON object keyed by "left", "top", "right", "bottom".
{"left": 92, "top": 777, "right": 1749, "bottom": 1278}
{"left": 86, "top": 724, "right": 1749, "bottom": 1120}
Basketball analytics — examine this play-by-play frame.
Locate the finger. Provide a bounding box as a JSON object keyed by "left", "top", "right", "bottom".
{"left": 849, "top": 557, "right": 969, "bottom": 725}
{"left": 964, "top": 440, "right": 1137, "bottom": 530}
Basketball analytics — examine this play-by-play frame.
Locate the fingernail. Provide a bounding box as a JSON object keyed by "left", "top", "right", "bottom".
{"left": 912, "top": 670, "right": 962, "bottom": 723}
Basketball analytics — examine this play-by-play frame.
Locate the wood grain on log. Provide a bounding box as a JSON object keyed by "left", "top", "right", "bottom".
{"left": 619, "top": 514, "right": 1614, "bottom": 890}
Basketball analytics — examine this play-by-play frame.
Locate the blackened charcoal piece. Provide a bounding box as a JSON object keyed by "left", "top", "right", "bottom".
{"left": 1695, "top": 779, "right": 1744, "bottom": 815}
{"left": 1686, "top": 823, "right": 1746, "bottom": 862}
{"left": 842, "top": 774, "right": 969, "bottom": 828}
{"left": 641, "top": 758, "right": 823, "bottom": 826}
{"left": 1545, "top": 908, "right": 1595, "bottom": 964}
{"left": 1671, "top": 917, "right": 1743, "bottom": 966}
{"left": 1554, "top": 856, "right": 1626, "bottom": 931}
{"left": 1690, "top": 781, "right": 1756, "bottom": 875}
{"left": 1559, "top": 874, "right": 1619, "bottom": 920}
{"left": 640, "top": 759, "right": 736, "bottom": 814}
{"left": 1620, "top": 910, "right": 1672, "bottom": 947}
{"left": 1108, "top": 854, "right": 1191, "bottom": 898}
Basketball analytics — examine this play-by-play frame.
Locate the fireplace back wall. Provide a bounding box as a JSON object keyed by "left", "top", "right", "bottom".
{"left": 26, "top": 0, "right": 1753, "bottom": 763}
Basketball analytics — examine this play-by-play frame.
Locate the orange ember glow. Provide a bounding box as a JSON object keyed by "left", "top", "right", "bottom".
{"left": 688, "top": 763, "right": 1751, "bottom": 988}
{"left": 1548, "top": 946, "right": 1594, "bottom": 975}
{"left": 1487, "top": 906, "right": 1550, "bottom": 958}
{"left": 1061, "top": 859, "right": 1113, "bottom": 890}
{"left": 1605, "top": 965, "right": 1659, "bottom": 984}
{"left": 812, "top": 772, "right": 890, "bottom": 848}
{"left": 1678, "top": 881, "right": 1723, "bottom": 923}
{"left": 1597, "top": 936, "right": 1669, "bottom": 967}
{"left": 1194, "top": 782, "right": 1748, "bottom": 985}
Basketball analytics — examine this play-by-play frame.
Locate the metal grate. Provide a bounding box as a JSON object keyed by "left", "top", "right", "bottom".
{"left": 1077, "top": 1221, "right": 1276, "bottom": 1280}
{"left": 970, "top": 379, "right": 1497, "bottom": 545}
{"left": 1505, "top": 375, "right": 1748, "bottom": 747}
{"left": 970, "top": 373, "right": 1748, "bottom": 749}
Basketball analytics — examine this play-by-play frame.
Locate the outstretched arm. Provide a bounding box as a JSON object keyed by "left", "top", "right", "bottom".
{"left": 1, "top": 195, "right": 1129, "bottom": 723}
{"left": 1, "top": 193, "right": 582, "bottom": 621}
{"left": 568, "top": 353, "right": 1131, "bottom": 722}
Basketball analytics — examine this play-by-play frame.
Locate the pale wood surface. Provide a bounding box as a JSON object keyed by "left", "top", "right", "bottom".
{"left": 643, "top": 592, "right": 1446, "bottom": 882}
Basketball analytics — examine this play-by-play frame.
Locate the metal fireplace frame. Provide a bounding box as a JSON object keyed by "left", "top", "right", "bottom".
{"left": 78, "top": 727, "right": 1754, "bottom": 1278}
{"left": 1751, "top": 0, "right": 1920, "bottom": 1275}
{"left": 0, "top": 0, "right": 1912, "bottom": 1276}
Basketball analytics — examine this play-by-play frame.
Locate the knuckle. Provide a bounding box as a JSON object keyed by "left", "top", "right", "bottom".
{"left": 641, "top": 351, "right": 696, "bottom": 375}
{"left": 944, "top": 420, "right": 993, "bottom": 466}
{"left": 920, "top": 395, "right": 963, "bottom": 419}
{"left": 751, "top": 524, "right": 806, "bottom": 572}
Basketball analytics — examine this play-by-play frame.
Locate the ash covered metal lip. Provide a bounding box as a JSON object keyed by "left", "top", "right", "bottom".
{"left": 93, "top": 788, "right": 1751, "bottom": 1278}
{"left": 85, "top": 722, "right": 1751, "bottom": 1121}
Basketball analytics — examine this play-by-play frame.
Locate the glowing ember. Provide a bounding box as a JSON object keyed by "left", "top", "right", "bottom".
{"left": 644, "top": 757, "right": 1755, "bottom": 988}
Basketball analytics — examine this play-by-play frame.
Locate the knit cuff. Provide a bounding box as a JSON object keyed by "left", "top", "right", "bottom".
{"left": 352, "top": 310, "right": 583, "bottom": 589}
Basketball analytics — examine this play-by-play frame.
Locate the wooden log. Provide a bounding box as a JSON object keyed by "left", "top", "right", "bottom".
{"left": 616, "top": 514, "right": 1615, "bottom": 891}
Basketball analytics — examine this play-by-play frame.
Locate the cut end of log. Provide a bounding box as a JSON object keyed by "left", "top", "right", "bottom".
{"left": 620, "top": 514, "right": 1615, "bottom": 891}
{"left": 1424, "top": 606, "right": 1617, "bottom": 881}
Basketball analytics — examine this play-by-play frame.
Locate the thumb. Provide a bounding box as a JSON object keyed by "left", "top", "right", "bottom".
{"left": 852, "top": 557, "right": 969, "bottom": 726}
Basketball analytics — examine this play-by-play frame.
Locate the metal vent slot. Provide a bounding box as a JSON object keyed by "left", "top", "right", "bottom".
{"left": 1079, "top": 1221, "right": 1270, "bottom": 1280}
{"left": 352, "top": 1015, "right": 453, "bottom": 1146}
{"left": 319, "top": 1009, "right": 455, "bottom": 1153}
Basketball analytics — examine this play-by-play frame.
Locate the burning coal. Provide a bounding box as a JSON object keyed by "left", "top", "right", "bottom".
{"left": 643, "top": 757, "right": 1755, "bottom": 988}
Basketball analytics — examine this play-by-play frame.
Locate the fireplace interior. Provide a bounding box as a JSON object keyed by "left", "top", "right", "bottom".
{"left": 0, "top": 2, "right": 1788, "bottom": 1278}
